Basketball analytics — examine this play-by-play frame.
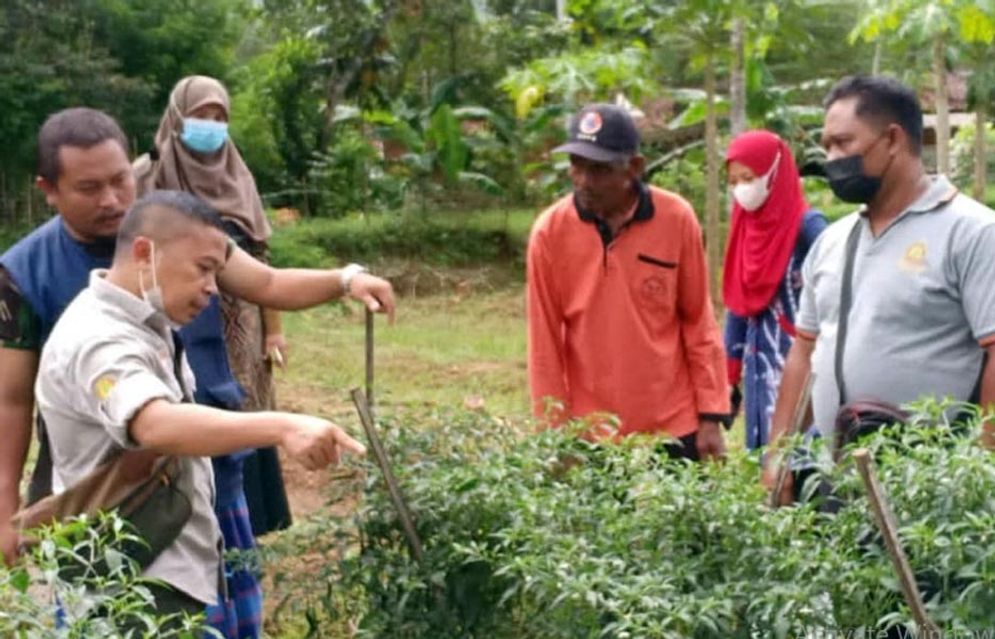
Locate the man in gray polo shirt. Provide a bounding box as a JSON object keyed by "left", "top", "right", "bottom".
{"left": 762, "top": 75, "right": 995, "bottom": 504}
{"left": 35, "top": 190, "right": 365, "bottom": 619}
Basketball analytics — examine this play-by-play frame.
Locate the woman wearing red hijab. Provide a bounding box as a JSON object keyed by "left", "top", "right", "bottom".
{"left": 723, "top": 130, "right": 827, "bottom": 449}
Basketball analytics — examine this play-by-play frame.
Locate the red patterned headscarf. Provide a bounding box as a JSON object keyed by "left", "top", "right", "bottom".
{"left": 722, "top": 130, "right": 807, "bottom": 317}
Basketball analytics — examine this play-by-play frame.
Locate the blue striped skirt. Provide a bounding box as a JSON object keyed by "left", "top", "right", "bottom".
{"left": 205, "top": 491, "right": 263, "bottom": 638}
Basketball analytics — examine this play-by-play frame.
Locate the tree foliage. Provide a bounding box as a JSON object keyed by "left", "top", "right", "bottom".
{"left": 0, "top": 0, "right": 248, "bottom": 221}
{"left": 1, "top": 0, "right": 992, "bottom": 225}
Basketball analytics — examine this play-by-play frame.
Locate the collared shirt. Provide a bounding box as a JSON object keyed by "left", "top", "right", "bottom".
{"left": 575, "top": 187, "right": 647, "bottom": 249}
{"left": 35, "top": 270, "right": 221, "bottom": 605}
{"left": 527, "top": 183, "right": 729, "bottom": 438}
{"left": 797, "top": 176, "right": 995, "bottom": 441}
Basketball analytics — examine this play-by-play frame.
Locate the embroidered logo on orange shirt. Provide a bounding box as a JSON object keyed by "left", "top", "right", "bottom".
{"left": 639, "top": 276, "right": 671, "bottom": 310}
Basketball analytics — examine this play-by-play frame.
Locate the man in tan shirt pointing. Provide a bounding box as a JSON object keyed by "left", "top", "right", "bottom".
{"left": 34, "top": 189, "right": 365, "bottom": 621}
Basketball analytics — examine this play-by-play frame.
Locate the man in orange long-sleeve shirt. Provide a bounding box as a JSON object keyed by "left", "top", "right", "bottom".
{"left": 527, "top": 103, "right": 730, "bottom": 461}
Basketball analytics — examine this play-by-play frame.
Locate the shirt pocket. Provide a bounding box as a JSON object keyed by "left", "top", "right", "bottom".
{"left": 631, "top": 253, "right": 679, "bottom": 318}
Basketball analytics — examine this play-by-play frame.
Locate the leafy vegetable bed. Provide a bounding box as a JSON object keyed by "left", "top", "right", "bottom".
{"left": 328, "top": 407, "right": 995, "bottom": 637}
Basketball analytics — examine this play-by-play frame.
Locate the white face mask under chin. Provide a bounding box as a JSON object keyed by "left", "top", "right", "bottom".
{"left": 731, "top": 152, "right": 780, "bottom": 212}
{"left": 138, "top": 243, "right": 177, "bottom": 327}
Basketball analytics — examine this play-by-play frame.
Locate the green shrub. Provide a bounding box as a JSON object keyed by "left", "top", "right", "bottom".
{"left": 0, "top": 511, "right": 212, "bottom": 637}
{"left": 281, "top": 403, "right": 995, "bottom": 637}
{"left": 950, "top": 122, "right": 995, "bottom": 196}
{"left": 268, "top": 210, "right": 537, "bottom": 270}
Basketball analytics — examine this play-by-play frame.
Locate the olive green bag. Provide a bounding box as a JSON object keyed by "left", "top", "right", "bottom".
{"left": 12, "top": 452, "right": 192, "bottom": 576}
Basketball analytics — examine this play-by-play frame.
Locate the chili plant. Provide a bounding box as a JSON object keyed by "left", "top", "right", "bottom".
{"left": 277, "top": 403, "right": 995, "bottom": 637}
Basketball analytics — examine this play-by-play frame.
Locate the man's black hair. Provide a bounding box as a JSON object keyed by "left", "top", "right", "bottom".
{"left": 823, "top": 75, "right": 924, "bottom": 156}
{"left": 37, "top": 108, "right": 130, "bottom": 184}
{"left": 117, "top": 190, "right": 227, "bottom": 251}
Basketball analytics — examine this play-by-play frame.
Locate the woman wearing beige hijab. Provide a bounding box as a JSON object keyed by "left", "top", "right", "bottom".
{"left": 135, "top": 74, "right": 291, "bottom": 638}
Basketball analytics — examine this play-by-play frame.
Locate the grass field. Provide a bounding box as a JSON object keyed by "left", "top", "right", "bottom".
{"left": 274, "top": 286, "right": 530, "bottom": 422}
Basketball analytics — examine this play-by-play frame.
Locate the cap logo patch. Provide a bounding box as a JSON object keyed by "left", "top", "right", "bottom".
{"left": 578, "top": 111, "right": 603, "bottom": 138}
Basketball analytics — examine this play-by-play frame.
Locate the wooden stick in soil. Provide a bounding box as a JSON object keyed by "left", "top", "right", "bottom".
{"left": 365, "top": 307, "right": 374, "bottom": 415}
{"left": 769, "top": 372, "right": 813, "bottom": 508}
{"left": 351, "top": 388, "right": 424, "bottom": 563}
{"left": 852, "top": 448, "right": 940, "bottom": 636}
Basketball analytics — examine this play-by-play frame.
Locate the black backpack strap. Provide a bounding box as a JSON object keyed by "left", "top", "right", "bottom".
{"left": 170, "top": 331, "right": 193, "bottom": 403}
{"left": 835, "top": 218, "right": 863, "bottom": 406}
{"left": 969, "top": 352, "right": 987, "bottom": 405}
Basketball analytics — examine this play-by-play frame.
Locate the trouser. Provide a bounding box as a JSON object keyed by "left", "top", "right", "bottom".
{"left": 659, "top": 431, "right": 700, "bottom": 463}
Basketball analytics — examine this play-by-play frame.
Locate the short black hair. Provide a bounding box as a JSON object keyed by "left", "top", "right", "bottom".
{"left": 36, "top": 108, "right": 130, "bottom": 184}
{"left": 823, "top": 75, "right": 924, "bottom": 156}
{"left": 117, "top": 190, "right": 227, "bottom": 253}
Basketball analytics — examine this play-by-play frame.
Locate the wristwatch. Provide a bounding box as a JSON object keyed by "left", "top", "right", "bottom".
{"left": 340, "top": 263, "right": 368, "bottom": 295}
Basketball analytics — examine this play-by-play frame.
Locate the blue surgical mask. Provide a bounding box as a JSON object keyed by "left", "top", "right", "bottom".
{"left": 180, "top": 118, "right": 229, "bottom": 154}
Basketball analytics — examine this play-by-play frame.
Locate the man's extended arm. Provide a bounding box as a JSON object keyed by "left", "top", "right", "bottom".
{"left": 760, "top": 335, "right": 815, "bottom": 504}
{"left": 526, "top": 224, "right": 569, "bottom": 425}
{"left": 131, "top": 399, "right": 364, "bottom": 470}
{"left": 0, "top": 348, "right": 38, "bottom": 564}
{"left": 673, "top": 210, "right": 729, "bottom": 460}
{"left": 218, "top": 246, "right": 396, "bottom": 321}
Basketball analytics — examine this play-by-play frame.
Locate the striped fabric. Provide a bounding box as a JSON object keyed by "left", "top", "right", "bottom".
{"left": 724, "top": 210, "right": 827, "bottom": 449}
{"left": 205, "top": 492, "right": 263, "bottom": 638}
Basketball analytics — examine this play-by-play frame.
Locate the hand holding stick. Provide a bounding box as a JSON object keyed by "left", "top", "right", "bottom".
{"left": 768, "top": 373, "right": 813, "bottom": 508}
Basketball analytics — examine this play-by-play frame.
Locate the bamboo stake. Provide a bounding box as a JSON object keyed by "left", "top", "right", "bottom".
{"left": 365, "top": 307, "right": 374, "bottom": 415}
{"left": 852, "top": 448, "right": 940, "bottom": 636}
{"left": 351, "top": 388, "right": 424, "bottom": 562}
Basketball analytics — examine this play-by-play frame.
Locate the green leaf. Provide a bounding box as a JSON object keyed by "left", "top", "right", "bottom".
{"left": 428, "top": 104, "right": 468, "bottom": 182}
{"left": 958, "top": 4, "right": 995, "bottom": 44}
{"left": 10, "top": 567, "right": 30, "bottom": 593}
{"left": 457, "top": 171, "right": 504, "bottom": 195}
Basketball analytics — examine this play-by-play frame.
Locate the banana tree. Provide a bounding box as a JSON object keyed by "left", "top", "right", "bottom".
{"left": 850, "top": 0, "right": 960, "bottom": 176}
{"left": 728, "top": 0, "right": 783, "bottom": 135}
{"left": 956, "top": 1, "right": 995, "bottom": 200}
{"left": 371, "top": 102, "right": 505, "bottom": 212}
{"left": 656, "top": 0, "right": 752, "bottom": 307}
{"left": 499, "top": 45, "right": 655, "bottom": 112}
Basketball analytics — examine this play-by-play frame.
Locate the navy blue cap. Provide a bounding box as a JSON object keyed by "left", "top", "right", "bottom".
{"left": 553, "top": 103, "right": 640, "bottom": 163}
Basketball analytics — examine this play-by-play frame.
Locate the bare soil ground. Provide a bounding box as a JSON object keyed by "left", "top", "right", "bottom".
{"left": 271, "top": 381, "right": 356, "bottom": 519}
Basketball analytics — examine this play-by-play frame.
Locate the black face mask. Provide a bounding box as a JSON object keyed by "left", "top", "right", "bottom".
{"left": 824, "top": 131, "right": 892, "bottom": 204}
{"left": 824, "top": 154, "right": 881, "bottom": 204}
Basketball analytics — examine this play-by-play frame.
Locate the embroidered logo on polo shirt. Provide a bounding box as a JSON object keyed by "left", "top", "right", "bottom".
{"left": 93, "top": 375, "right": 117, "bottom": 401}
{"left": 899, "top": 241, "right": 928, "bottom": 273}
{"left": 577, "top": 111, "right": 602, "bottom": 142}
